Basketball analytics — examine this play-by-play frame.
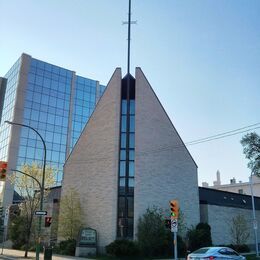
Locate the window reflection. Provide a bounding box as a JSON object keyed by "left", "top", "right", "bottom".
{"left": 129, "top": 161, "right": 134, "bottom": 177}
{"left": 121, "top": 115, "right": 127, "bottom": 132}
{"left": 121, "top": 100, "right": 127, "bottom": 114}
{"left": 129, "top": 133, "right": 135, "bottom": 149}
{"left": 120, "top": 161, "right": 126, "bottom": 177}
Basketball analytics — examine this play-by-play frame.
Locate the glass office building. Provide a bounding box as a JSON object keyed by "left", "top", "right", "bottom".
{"left": 0, "top": 53, "right": 105, "bottom": 205}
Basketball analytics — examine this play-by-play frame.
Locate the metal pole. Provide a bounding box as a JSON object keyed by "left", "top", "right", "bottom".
{"left": 5, "top": 121, "right": 46, "bottom": 260}
{"left": 1, "top": 223, "right": 7, "bottom": 255}
{"left": 250, "top": 173, "right": 259, "bottom": 257}
{"left": 174, "top": 231, "right": 177, "bottom": 260}
{"left": 10, "top": 169, "right": 42, "bottom": 191}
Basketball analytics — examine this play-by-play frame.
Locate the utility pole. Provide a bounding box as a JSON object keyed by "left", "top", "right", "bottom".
{"left": 250, "top": 173, "right": 259, "bottom": 257}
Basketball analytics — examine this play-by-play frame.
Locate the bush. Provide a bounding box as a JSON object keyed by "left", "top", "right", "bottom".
{"left": 222, "top": 244, "right": 250, "bottom": 253}
{"left": 53, "top": 239, "right": 76, "bottom": 256}
{"left": 234, "top": 244, "right": 250, "bottom": 253}
{"left": 177, "top": 235, "right": 187, "bottom": 257}
{"left": 137, "top": 207, "right": 170, "bottom": 257}
{"left": 106, "top": 239, "right": 140, "bottom": 257}
{"left": 187, "top": 223, "right": 212, "bottom": 252}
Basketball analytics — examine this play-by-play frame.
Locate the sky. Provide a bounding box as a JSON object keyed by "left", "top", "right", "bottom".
{"left": 0, "top": 0, "right": 259, "bottom": 186}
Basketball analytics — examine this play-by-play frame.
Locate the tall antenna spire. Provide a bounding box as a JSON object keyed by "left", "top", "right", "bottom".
{"left": 123, "top": 0, "right": 137, "bottom": 75}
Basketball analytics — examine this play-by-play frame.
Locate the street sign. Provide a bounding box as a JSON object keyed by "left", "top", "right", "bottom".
{"left": 171, "top": 218, "right": 178, "bottom": 233}
{"left": 34, "top": 211, "right": 47, "bottom": 216}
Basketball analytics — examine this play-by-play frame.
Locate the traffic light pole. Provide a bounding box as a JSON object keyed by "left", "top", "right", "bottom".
{"left": 170, "top": 200, "right": 179, "bottom": 260}
{"left": 5, "top": 121, "right": 46, "bottom": 260}
{"left": 173, "top": 231, "right": 177, "bottom": 260}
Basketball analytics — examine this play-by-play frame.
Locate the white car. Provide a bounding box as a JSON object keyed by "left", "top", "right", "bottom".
{"left": 187, "top": 247, "right": 246, "bottom": 260}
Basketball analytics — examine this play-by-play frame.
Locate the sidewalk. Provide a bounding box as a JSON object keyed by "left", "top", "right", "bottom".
{"left": 0, "top": 248, "right": 92, "bottom": 260}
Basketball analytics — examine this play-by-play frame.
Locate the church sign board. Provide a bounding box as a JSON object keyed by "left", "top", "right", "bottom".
{"left": 78, "top": 228, "right": 97, "bottom": 246}
{"left": 76, "top": 228, "right": 97, "bottom": 257}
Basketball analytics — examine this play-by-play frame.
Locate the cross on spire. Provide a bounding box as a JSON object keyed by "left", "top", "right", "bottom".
{"left": 122, "top": 0, "right": 137, "bottom": 75}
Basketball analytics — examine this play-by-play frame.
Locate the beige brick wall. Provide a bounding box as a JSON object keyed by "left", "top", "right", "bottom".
{"left": 60, "top": 68, "right": 122, "bottom": 250}
{"left": 134, "top": 67, "right": 200, "bottom": 237}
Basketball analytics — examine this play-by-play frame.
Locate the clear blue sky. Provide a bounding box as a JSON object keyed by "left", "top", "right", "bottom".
{"left": 0, "top": 0, "right": 259, "bottom": 186}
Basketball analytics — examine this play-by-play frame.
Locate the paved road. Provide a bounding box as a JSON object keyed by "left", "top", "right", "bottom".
{"left": 0, "top": 248, "right": 91, "bottom": 260}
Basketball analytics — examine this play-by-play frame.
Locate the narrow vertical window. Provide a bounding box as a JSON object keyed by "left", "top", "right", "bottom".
{"left": 117, "top": 75, "right": 135, "bottom": 239}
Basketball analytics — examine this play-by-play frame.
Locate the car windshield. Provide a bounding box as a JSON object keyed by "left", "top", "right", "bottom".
{"left": 192, "top": 248, "right": 210, "bottom": 254}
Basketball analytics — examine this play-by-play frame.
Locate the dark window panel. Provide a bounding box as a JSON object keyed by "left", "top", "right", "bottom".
{"left": 129, "top": 149, "right": 135, "bottom": 160}
{"left": 118, "top": 197, "right": 126, "bottom": 217}
{"left": 120, "top": 161, "right": 126, "bottom": 177}
{"left": 127, "top": 197, "right": 134, "bottom": 217}
{"left": 121, "top": 133, "right": 126, "bottom": 148}
{"left": 121, "top": 115, "right": 127, "bottom": 132}
{"left": 129, "top": 133, "right": 135, "bottom": 149}
{"left": 120, "top": 150, "right": 126, "bottom": 160}
{"left": 127, "top": 218, "right": 133, "bottom": 237}
{"left": 129, "top": 115, "right": 135, "bottom": 132}
{"left": 129, "top": 161, "right": 134, "bottom": 177}
{"left": 130, "top": 100, "right": 135, "bottom": 115}
{"left": 121, "top": 100, "right": 127, "bottom": 114}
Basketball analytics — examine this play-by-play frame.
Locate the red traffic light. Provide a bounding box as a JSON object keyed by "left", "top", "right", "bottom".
{"left": 45, "top": 216, "right": 52, "bottom": 227}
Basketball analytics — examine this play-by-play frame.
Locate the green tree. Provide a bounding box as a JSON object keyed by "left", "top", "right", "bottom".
{"left": 241, "top": 132, "right": 260, "bottom": 176}
{"left": 187, "top": 223, "right": 212, "bottom": 252}
{"left": 137, "top": 206, "right": 171, "bottom": 257}
{"left": 58, "top": 188, "right": 83, "bottom": 240}
{"left": 9, "top": 163, "right": 55, "bottom": 257}
{"left": 9, "top": 214, "right": 27, "bottom": 249}
{"left": 230, "top": 214, "right": 249, "bottom": 245}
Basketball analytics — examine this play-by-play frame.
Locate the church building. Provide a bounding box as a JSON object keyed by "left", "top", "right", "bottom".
{"left": 60, "top": 67, "right": 200, "bottom": 251}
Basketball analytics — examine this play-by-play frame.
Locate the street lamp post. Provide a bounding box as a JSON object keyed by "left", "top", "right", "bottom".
{"left": 5, "top": 121, "right": 46, "bottom": 260}
{"left": 249, "top": 173, "right": 259, "bottom": 257}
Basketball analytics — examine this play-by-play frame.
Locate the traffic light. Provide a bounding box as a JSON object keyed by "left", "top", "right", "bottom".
{"left": 0, "top": 161, "right": 8, "bottom": 181}
{"left": 170, "top": 200, "right": 179, "bottom": 219}
{"left": 45, "top": 217, "right": 52, "bottom": 227}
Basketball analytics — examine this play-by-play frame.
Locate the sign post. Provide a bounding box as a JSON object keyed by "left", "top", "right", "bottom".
{"left": 171, "top": 218, "right": 178, "bottom": 260}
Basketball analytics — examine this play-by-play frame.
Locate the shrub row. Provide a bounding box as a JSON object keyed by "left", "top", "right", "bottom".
{"left": 106, "top": 235, "right": 187, "bottom": 258}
